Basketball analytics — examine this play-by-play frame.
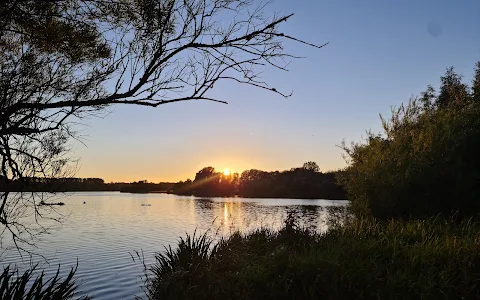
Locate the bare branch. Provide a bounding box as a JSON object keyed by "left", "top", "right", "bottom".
{"left": 0, "top": 0, "right": 326, "bottom": 252}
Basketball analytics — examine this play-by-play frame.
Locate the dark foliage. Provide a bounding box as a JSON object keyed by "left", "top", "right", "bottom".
{"left": 172, "top": 163, "right": 346, "bottom": 199}
{"left": 118, "top": 181, "right": 174, "bottom": 194}
{"left": 0, "top": 264, "right": 88, "bottom": 300}
{"left": 338, "top": 61, "right": 480, "bottom": 219}
{"left": 239, "top": 168, "right": 345, "bottom": 199}
{"left": 147, "top": 215, "right": 480, "bottom": 300}
{"left": 0, "top": 177, "right": 174, "bottom": 193}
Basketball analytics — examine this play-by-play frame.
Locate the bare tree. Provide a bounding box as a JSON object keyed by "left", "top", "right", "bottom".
{"left": 0, "top": 0, "right": 327, "bottom": 252}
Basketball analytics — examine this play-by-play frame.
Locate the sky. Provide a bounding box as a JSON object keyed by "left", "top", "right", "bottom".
{"left": 74, "top": 0, "right": 480, "bottom": 183}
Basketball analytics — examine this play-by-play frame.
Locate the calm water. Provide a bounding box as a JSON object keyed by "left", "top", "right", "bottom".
{"left": 1, "top": 192, "right": 347, "bottom": 299}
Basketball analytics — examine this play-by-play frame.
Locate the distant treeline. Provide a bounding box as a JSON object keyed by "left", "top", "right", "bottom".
{"left": 172, "top": 162, "right": 347, "bottom": 200}
{"left": 0, "top": 162, "right": 346, "bottom": 199}
{"left": 0, "top": 177, "right": 174, "bottom": 193}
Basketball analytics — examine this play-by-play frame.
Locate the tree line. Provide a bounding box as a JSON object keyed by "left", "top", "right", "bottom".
{"left": 172, "top": 162, "right": 347, "bottom": 199}
{"left": 0, "top": 176, "right": 174, "bottom": 193}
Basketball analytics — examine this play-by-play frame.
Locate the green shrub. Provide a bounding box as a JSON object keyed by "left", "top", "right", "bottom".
{"left": 337, "top": 62, "right": 480, "bottom": 219}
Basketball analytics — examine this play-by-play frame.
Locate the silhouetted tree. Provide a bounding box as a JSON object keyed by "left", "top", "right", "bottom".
{"left": 302, "top": 161, "right": 320, "bottom": 172}
{"left": 437, "top": 67, "right": 469, "bottom": 108}
{"left": 191, "top": 167, "right": 220, "bottom": 196}
{"left": 239, "top": 169, "right": 274, "bottom": 197}
{"left": 216, "top": 172, "right": 238, "bottom": 197}
{"left": 194, "top": 167, "right": 217, "bottom": 182}
{"left": 0, "top": 0, "right": 326, "bottom": 248}
{"left": 419, "top": 85, "right": 437, "bottom": 111}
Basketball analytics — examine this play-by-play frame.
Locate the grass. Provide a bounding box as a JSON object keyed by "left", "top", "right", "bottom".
{"left": 147, "top": 213, "right": 480, "bottom": 300}
{"left": 0, "top": 264, "right": 89, "bottom": 300}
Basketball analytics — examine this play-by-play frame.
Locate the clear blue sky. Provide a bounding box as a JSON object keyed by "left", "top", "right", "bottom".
{"left": 74, "top": 0, "right": 480, "bottom": 182}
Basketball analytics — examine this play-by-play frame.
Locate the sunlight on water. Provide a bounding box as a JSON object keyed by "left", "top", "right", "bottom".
{"left": 1, "top": 192, "right": 347, "bottom": 299}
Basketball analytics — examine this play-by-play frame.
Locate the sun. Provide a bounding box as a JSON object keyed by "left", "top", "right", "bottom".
{"left": 223, "top": 168, "right": 231, "bottom": 176}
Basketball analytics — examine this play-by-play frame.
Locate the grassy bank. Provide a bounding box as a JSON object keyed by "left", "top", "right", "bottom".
{"left": 147, "top": 214, "right": 480, "bottom": 300}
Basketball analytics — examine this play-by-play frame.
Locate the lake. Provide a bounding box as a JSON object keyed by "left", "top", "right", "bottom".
{"left": 1, "top": 192, "right": 348, "bottom": 299}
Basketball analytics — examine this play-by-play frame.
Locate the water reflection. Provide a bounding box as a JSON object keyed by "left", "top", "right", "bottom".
{"left": 186, "top": 196, "right": 342, "bottom": 236}
{"left": 1, "top": 192, "right": 347, "bottom": 300}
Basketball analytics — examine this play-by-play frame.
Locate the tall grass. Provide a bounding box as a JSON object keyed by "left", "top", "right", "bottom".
{"left": 147, "top": 214, "right": 480, "bottom": 300}
{"left": 0, "top": 264, "right": 89, "bottom": 300}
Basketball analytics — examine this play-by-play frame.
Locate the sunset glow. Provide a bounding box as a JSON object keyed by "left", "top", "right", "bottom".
{"left": 223, "top": 169, "right": 231, "bottom": 176}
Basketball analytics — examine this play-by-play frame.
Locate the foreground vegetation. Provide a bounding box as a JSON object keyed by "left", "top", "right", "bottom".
{"left": 0, "top": 265, "right": 88, "bottom": 300}
{"left": 147, "top": 213, "right": 480, "bottom": 300}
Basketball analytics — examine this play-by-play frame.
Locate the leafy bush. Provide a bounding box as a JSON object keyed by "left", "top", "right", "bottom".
{"left": 337, "top": 62, "right": 480, "bottom": 219}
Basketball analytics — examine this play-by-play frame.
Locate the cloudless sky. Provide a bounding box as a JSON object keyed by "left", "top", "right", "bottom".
{"left": 74, "top": 0, "right": 480, "bottom": 183}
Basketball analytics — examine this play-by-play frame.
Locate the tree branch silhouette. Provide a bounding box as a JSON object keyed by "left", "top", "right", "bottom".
{"left": 0, "top": 0, "right": 327, "bottom": 251}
